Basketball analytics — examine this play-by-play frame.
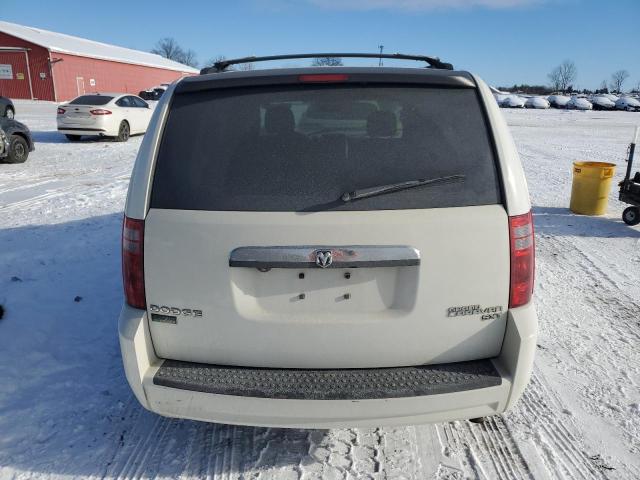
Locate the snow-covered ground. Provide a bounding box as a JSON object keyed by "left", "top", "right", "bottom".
{"left": 1, "top": 101, "right": 639, "bottom": 479}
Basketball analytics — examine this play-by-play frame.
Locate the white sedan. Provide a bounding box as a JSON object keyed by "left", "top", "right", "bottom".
{"left": 590, "top": 95, "right": 616, "bottom": 110}
{"left": 615, "top": 96, "right": 640, "bottom": 112}
{"left": 524, "top": 96, "right": 550, "bottom": 109}
{"left": 566, "top": 97, "right": 593, "bottom": 110}
{"left": 57, "top": 93, "right": 153, "bottom": 142}
{"left": 500, "top": 94, "right": 525, "bottom": 108}
{"left": 547, "top": 95, "right": 571, "bottom": 108}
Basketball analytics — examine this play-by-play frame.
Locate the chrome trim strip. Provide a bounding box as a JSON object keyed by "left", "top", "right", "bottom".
{"left": 229, "top": 245, "right": 420, "bottom": 269}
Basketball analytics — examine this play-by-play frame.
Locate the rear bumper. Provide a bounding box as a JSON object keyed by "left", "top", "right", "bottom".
{"left": 57, "top": 127, "right": 110, "bottom": 136}
{"left": 57, "top": 116, "right": 115, "bottom": 136}
{"left": 118, "top": 303, "right": 537, "bottom": 428}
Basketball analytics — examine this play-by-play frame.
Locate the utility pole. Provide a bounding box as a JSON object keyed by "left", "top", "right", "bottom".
{"left": 378, "top": 45, "right": 384, "bottom": 66}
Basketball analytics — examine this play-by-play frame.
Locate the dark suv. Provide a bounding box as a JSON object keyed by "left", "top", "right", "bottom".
{"left": 1, "top": 96, "right": 15, "bottom": 119}
{"left": 0, "top": 117, "right": 34, "bottom": 164}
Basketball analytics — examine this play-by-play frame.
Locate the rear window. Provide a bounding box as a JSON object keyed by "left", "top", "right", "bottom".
{"left": 69, "top": 95, "right": 113, "bottom": 105}
{"left": 151, "top": 85, "right": 500, "bottom": 211}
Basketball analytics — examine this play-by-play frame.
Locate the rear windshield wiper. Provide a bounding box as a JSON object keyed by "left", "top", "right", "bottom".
{"left": 341, "top": 174, "right": 465, "bottom": 203}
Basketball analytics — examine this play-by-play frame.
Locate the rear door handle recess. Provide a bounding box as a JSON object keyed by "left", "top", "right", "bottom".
{"left": 229, "top": 245, "right": 420, "bottom": 269}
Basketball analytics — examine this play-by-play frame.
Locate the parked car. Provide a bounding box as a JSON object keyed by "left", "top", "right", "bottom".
{"left": 590, "top": 95, "right": 616, "bottom": 110}
{"left": 119, "top": 53, "right": 537, "bottom": 428}
{"left": 57, "top": 93, "right": 153, "bottom": 142}
{"left": 615, "top": 96, "right": 640, "bottom": 112}
{"left": 489, "top": 86, "right": 509, "bottom": 106}
{"left": 138, "top": 86, "right": 167, "bottom": 101}
{"left": 0, "top": 96, "right": 15, "bottom": 118}
{"left": 547, "top": 94, "right": 571, "bottom": 108}
{"left": 0, "top": 116, "right": 34, "bottom": 163}
{"left": 500, "top": 94, "right": 525, "bottom": 108}
{"left": 524, "top": 97, "right": 550, "bottom": 109}
{"left": 566, "top": 97, "right": 593, "bottom": 110}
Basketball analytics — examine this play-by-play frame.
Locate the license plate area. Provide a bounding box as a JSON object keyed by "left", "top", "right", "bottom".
{"left": 230, "top": 266, "right": 419, "bottom": 320}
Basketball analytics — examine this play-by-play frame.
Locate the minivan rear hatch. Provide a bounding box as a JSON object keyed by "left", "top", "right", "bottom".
{"left": 144, "top": 71, "right": 510, "bottom": 369}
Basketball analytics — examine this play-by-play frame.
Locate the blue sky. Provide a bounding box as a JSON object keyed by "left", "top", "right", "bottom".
{"left": 2, "top": 0, "right": 639, "bottom": 90}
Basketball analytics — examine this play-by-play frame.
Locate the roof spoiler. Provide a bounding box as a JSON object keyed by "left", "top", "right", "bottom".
{"left": 200, "top": 53, "right": 454, "bottom": 74}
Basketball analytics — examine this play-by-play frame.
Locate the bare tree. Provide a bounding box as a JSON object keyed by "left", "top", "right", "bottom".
{"left": 238, "top": 62, "right": 254, "bottom": 71}
{"left": 152, "top": 38, "right": 184, "bottom": 61}
{"left": 209, "top": 55, "right": 227, "bottom": 64}
{"left": 151, "top": 38, "right": 198, "bottom": 67}
{"left": 203, "top": 55, "right": 234, "bottom": 71}
{"left": 595, "top": 80, "right": 609, "bottom": 94}
{"left": 547, "top": 60, "right": 577, "bottom": 93}
{"left": 180, "top": 49, "right": 198, "bottom": 68}
{"left": 548, "top": 67, "right": 562, "bottom": 92}
{"left": 609, "top": 70, "right": 630, "bottom": 93}
{"left": 311, "top": 57, "right": 344, "bottom": 67}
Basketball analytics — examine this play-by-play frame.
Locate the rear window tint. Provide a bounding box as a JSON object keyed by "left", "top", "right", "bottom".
{"left": 69, "top": 95, "right": 113, "bottom": 105}
{"left": 151, "top": 85, "right": 500, "bottom": 212}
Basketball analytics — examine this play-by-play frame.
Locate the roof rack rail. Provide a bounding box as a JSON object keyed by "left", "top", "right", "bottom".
{"left": 200, "top": 53, "right": 454, "bottom": 74}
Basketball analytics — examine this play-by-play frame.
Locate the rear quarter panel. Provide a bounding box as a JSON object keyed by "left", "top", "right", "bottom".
{"left": 472, "top": 76, "right": 531, "bottom": 216}
{"left": 125, "top": 82, "right": 177, "bottom": 219}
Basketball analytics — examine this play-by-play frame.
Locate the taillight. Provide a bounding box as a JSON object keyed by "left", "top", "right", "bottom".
{"left": 57, "top": 108, "right": 65, "bottom": 114}
{"left": 122, "top": 216, "right": 146, "bottom": 309}
{"left": 509, "top": 211, "right": 535, "bottom": 308}
{"left": 298, "top": 74, "right": 349, "bottom": 83}
{"left": 90, "top": 109, "right": 112, "bottom": 115}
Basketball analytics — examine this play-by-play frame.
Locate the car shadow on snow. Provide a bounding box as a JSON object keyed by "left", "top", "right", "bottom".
{"left": 30, "top": 130, "right": 71, "bottom": 144}
{"left": 532, "top": 206, "right": 640, "bottom": 238}
{"left": 30, "top": 130, "right": 142, "bottom": 144}
{"left": 0, "top": 214, "right": 344, "bottom": 478}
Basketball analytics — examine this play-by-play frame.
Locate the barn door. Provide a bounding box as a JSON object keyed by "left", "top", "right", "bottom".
{"left": 76, "top": 77, "right": 85, "bottom": 96}
{"left": 0, "top": 51, "right": 32, "bottom": 99}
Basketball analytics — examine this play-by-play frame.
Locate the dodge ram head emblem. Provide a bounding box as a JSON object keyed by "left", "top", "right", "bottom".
{"left": 315, "top": 250, "right": 333, "bottom": 268}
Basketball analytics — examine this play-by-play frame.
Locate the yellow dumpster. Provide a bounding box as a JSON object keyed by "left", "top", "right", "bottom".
{"left": 570, "top": 161, "right": 616, "bottom": 215}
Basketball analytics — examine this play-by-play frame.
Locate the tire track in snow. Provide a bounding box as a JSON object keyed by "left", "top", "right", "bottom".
{"left": 519, "top": 372, "right": 605, "bottom": 480}
{"left": 434, "top": 372, "right": 607, "bottom": 480}
{"left": 97, "top": 413, "right": 426, "bottom": 479}
{"left": 104, "top": 411, "right": 168, "bottom": 480}
{"left": 536, "top": 232, "right": 640, "bottom": 460}
{"left": 0, "top": 184, "right": 79, "bottom": 211}
{"left": 0, "top": 172, "right": 130, "bottom": 213}
{"left": 437, "top": 416, "right": 533, "bottom": 480}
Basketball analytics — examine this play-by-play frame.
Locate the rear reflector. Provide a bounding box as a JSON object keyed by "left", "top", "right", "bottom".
{"left": 90, "top": 109, "right": 112, "bottom": 115}
{"left": 122, "top": 216, "right": 146, "bottom": 309}
{"left": 509, "top": 211, "right": 535, "bottom": 308}
{"left": 298, "top": 74, "right": 349, "bottom": 83}
{"left": 57, "top": 108, "right": 66, "bottom": 115}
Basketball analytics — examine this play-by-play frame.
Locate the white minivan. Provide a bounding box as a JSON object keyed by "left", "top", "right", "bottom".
{"left": 119, "top": 53, "right": 537, "bottom": 428}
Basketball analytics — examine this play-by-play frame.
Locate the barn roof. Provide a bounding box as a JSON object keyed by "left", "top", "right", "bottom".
{"left": 0, "top": 21, "right": 199, "bottom": 73}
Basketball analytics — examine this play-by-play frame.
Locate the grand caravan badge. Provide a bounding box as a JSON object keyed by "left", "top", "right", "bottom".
{"left": 447, "top": 305, "right": 503, "bottom": 320}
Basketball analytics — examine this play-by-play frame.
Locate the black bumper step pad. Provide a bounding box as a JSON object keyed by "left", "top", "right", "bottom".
{"left": 154, "top": 359, "right": 502, "bottom": 400}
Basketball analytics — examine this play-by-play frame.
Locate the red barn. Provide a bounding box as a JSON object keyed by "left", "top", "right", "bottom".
{"left": 0, "top": 21, "right": 198, "bottom": 101}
